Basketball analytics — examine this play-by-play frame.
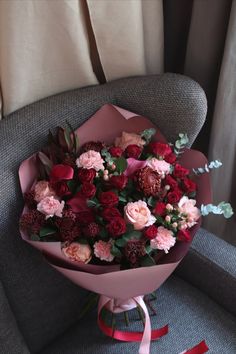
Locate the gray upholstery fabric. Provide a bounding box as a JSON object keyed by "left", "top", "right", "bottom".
{"left": 2, "top": 73, "right": 233, "bottom": 354}
{"left": 176, "top": 228, "right": 236, "bottom": 316}
{"left": 41, "top": 275, "right": 236, "bottom": 354}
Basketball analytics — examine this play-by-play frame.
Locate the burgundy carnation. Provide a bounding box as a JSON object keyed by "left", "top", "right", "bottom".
{"left": 80, "top": 141, "right": 105, "bottom": 153}
{"left": 101, "top": 207, "right": 121, "bottom": 221}
{"left": 109, "top": 174, "right": 128, "bottom": 190}
{"left": 182, "top": 178, "right": 197, "bottom": 194}
{"left": 153, "top": 202, "right": 166, "bottom": 216}
{"left": 164, "top": 175, "right": 178, "bottom": 189}
{"left": 50, "top": 164, "right": 74, "bottom": 182}
{"left": 99, "top": 191, "right": 119, "bottom": 207}
{"left": 125, "top": 144, "right": 142, "bottom": 159}
{"left": 109, "top": 146, "right": 123, "bottom": 157}
{"left": 177, "top": 229, "right": 191, "bottom": 242}
{"left": 125, "top": 239, "right": 146, "bottom": 267}
{"left": 148, "top": 142, "right": 172, "bottom": 157}
{"left": 173, "top": 164, "right": 189, "bottom": 179}
{"left": 83, "top": 222, "right": 100, "bottom": 238}
{"left": 144, "top": 225, "right": 158, "bottom": 240}
{"left": 106, "top": 217, "right": 126, "bottom": 237}
{"left": 78, "top": 168, "right": 96, "bottom": 183}
{"left": 76, "top": 210, "right": 95, "bottom": 225}
{"left": 165, "top": 152, "right": 177, "bottom": 164}
{"left": 79, "top": 183, "right": 96, "bottom": 199}
{"left": 167, "top": 188, "right": 183, "bottom": 204}
{"left": 50, "top": 180, "right": 70, "bottom": 197}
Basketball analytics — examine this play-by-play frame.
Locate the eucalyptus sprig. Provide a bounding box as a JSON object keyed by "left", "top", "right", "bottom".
{"left": 174, "top": 133, "right": 189, "bottom": 157}
{"left": 193, "top": 160, "right": 222, "bottom": 175}
{"left": 201, "top": 202, "right": 233, "bottom": 219}
{"left": 141, "top": 128, "right": 156, "bottom": 144}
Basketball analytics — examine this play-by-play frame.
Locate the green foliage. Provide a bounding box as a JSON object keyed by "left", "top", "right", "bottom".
{"left": 141, "top": 255, "right": 156, "bottom": 267}
{"left": 39, "top": 226, "right": 57, "bottom": 238}
{"left": 115, "top": 157, "right": 128, "bottom": 174}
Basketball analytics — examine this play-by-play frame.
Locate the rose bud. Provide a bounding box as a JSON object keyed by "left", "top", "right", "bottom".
{"left": 101, "top": 207, "right": 121, "bottom": 221}
{"left": 167, "top": 188, "right": 183, "bottom": 204}
{"left": 173, "top": 163, "right": 189, "bottom": 179}
{"left": 78, "top": 168, "right": 96, "bottom": 183}
{"left": 125, "top": 144, "right": 142, "bottom": 159}
{"left": 109, "top": 174, "right": 128, "bottom": 190}
{"left": 99, "top": 191, "right": 119, "bottom": 207}
{"left": 106, "top": 217, "right": 127, "bottom": 237}
{"left": 177, "top": 229, "right": 191, "bottom": 242}
{"left": 109, "top": 146, "right": 123, "bottom": 157}
{"left": 153, "top": 202, "right": 166, "bottom": 216}
{"left": 78, "top": 183, "right": 96, "bottom": 199}
{"left": 165, "top": 152, "right": 177, "bottom": 164}
{"left": 182, "top": 178, "right": 197, "bottom": 194}
{"left": 144, "top": 225, "right": 158, "bottom": 239}
{"left": 148, "top": 142, "right": 172, "bottom": 157}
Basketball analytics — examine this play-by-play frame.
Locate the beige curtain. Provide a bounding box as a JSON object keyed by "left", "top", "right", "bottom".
{"left": 0, "top": 0, "right": 164, "bottom": 116}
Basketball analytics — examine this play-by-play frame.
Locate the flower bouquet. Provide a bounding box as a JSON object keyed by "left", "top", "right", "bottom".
{"left": 19, "top": 104, "right": 233, "bottom": 354}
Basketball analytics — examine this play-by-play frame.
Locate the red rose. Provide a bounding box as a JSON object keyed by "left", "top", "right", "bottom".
{"left": 78, "top": 168, "right": 96, "bottom": 183}
{"left": 109, "top": 146, "right": 123, "bottom": 157}
{"left": 144, "top": 225, "right": 158, "bottom": 239}
{"left": 177, "top": 229, "right": 191, "bottom": 242}
{"left": 76, "top": 210, "right": 95, "bottom": 225}
{"left": 153, "top": 202, "right": 166, "bottom": 216}
{"left": 182, "top": 178, "right": 197, "bottom": 194}
{"left": 164, "top": 175, "right": 178, "bottom": 189}
{"left": 50, "top": 164, "right": 74, "bottom": 181}
{"left": 165, "top": 152, "right": 177, "bottom": 164}
{"left": 148, "top": 142, "right": 172, "bottom": 157}
{"left": 79, "top": 183, "right": 96, "bottom": 199}
{"left": 102, "top": 207, "right": 121, "bottom": 221}
{"left": 50, "top": 181, "right": 70, "bottom": 197}
{"left": 109, "top": 174, "right": 128, "bottom": 190}
{"left": 99, "top": 191, "right": 119, "bottom": 207}
{"left": 106, "top": 217, "right": 126, "bottom": 237}
{"left": 167, "top": 188, "right": 183, "bottom": 204}
{"left": 125, "top": 144, "right": 142, "bottom": 159}
{"left": 173, "top": 164, "right": 189, "bottom": 179}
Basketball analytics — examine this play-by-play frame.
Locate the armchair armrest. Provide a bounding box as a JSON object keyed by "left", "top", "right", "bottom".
{"left": 176, "top": 228, "right": 236, "bottom": 316}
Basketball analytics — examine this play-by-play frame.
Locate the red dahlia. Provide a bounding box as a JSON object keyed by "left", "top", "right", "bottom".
{"left": 135, "top": 166, "right": 161, "bottom": 197}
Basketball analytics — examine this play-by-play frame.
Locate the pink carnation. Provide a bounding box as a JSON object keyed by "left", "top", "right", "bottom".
{"left": 178, "top": 196, "right": 200, "bottom": 227}
{"left": 115, "top": 132, "right": 145, "bottom": 150}
{"left": 94, "top": 240, "right": 114, "bottom": 262}
{"left": 150, "top": 226, "right": 176, "bottom": 253}
{"left": 37, "top": 196, "right": 65, "bottom": 219}
{"left": 76, "top": 150, "right": 104, "bottom": 171}
{"left": 34, "top": 180, "right": 55, "bottom": 202}
{"left": 147, "top": 158, "right": 171, "bottom": 175}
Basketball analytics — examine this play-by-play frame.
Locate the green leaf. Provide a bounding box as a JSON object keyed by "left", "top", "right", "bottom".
{"left": 141, "top": 255, "right": 156, "bottom": 267}
{"left": 67, "top": 180, "right": 77, "bottom": 193}
{"left": 155, "top": 215, "right": 164, "bottom": 224}
{"left": 100, "top": 228, "right": 108, "bottom": 239}
{"left": 119, "top": 196, "right": 127, "bottom": 203}
{"left": 111, "top": 244, "right": 122, "bottom": 257}
{"left": 115, "top": 238, "right": 127, "bottom": 248}
{"left": 115, "top": 157, "right": 128, "bottom": 174}
{"left": 147, "top": 196, "right": 156, "bottom": 208}
{"left": 145, "top": 245, "right": 152, "bottom": 254}
{"left": 31, "top": 234, "right": 40, "bottom": 241}
{"left": 64, "top": 128, "right": 73, "bottom": 151}
{"left": 78, "top": 238, "right": 88, "bottom": 245}
{"left": 39, "top": 226, "right": 57, "bottom": 238}
{"left": 141, "top": 128, "right": 156, "bottom": 143}
{"left": 123, "top": 230, "right": 142, "bottom": 241}
{"left": 38, "top": 152, "right": 53, "bottom": 175}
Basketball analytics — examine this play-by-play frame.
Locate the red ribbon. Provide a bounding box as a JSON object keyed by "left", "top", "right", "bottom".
{"left": 184, "top": 340, "right": 209, "bottom": 354}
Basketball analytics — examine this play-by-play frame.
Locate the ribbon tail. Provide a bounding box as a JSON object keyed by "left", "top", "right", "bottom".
{"left": 180, "top": 340, "right": 209, "bottom": 354}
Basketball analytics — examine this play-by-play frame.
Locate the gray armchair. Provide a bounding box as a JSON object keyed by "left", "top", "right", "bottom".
{"left": 0, "top": 75, "right": 235, "bottom": 354}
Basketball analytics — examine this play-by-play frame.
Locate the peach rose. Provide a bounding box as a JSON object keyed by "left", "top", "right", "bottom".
{"left": 34, "top": 180, "right": 55, "bottom": 202}
{"left": 124, "top": 200, "right": 156, "bottom": 230}
{"left": 115, "top": 132, "right": 145, "bottom": 150}
{"left": 178, "top": 196, "right": 201, "bottom": 227}
{"left": 76, "top": 150, "right": 105, "bottom": 171}
{"left": 150, "top": 226, "right": 176, "bottom": 253}
{"left": 147, "top": 158, "right": 171, "bottom": 175}
{"left": 62, "top": 242, "right": 92, "bottom": 263}
{"left": 37, "top": 196, "right": 64, "bottom": 219}
{"left": 94, "top": 239, "right": 114, "bottom": 262}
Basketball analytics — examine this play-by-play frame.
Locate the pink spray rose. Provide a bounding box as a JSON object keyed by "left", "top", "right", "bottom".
{"left": 76, "top": 150, "right": 105, "bottom": 171}
{"left": 150, "top": 226, "right": 176, "bottom": 253}
{"left": 34, "top": 181, "right": 55, "bottom": 202}
{"left": 62, "top": 242, "right": 92, "bottom": 263}
{"left": 124, "top": 200, "right": 156, "bottom": 230}
{"left": 94, "top": 240, "right": 115, "bottom": 262}
{"left": 37, "top": 196, "right": 65, "bottom": 219}
{"left": 178, "top": 196, "right": 201, "bottom": 227}
{"left": 115, "top": 132, "right": 145, "bottom": 150}
{"left": 147, "top": 158, "right": 171, "bottom": 175}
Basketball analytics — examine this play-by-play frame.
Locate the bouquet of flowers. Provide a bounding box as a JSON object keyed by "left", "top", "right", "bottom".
{"left": 18, "top": 104, "right": 233, "bottom": 354}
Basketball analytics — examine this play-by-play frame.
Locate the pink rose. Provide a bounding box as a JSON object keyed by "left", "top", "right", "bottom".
{"left": 178, "top": 196, "right": 201, "bottom": 227}
{"left": 76, "top": 150, "right": 104, "bottom": 171}
{"left": 147, "top": 158, "right": 171, "bottom": 175}
{"left": 94, "top": 240, "right": 115, "bottom": 262}
{"left": 62, "top": 242, "right": 92, "bottom": 263}
{"left": 115, "top": 132, "right": 145, "bottom": 150}
{"left": 37, "top": 196, "right": 64, "bottom": 219}
{"left": 150, "top": 226, "right": 176, "bottom": 253}
{"left": 124, "top": 200, "right": 156, "bottom": 230}
{"left": 34, "top": 181, "right": 55, "bottom": 202}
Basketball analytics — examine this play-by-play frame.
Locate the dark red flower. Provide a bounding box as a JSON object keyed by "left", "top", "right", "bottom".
{"left": 24, "top": 190, "right": 37, "bottom": 209}
{"left": 109, "top": 174, "right": 128, "bottom": 190}
{"left": 125, "top": 144, "right": 142, "bottom": 159}
{"left": 182, "top": 178, "right": 197, "bottom": 194}
{"left": 148, "top": 142, "right": 172, "bottom": 157}
{"left": 99, "top": 191, "right": 119, "bottom": 207}
{"left": 165, "top": 152, "right": 177, "bottom": 164}
{"left": 19, "top": 210, "right": 45, "bottom": 233}
{"left": 79, "top": 183, "right": 96, "bottom": 199}
{"left": 135, "top": 166, "right": 161, "bottom": 197}
{"left": 167, "top": 188, "right": 183, "bottom": 204}
{"left": 76, "top": 210, "right": 95, "bottom": 225}
{"left": 101, "top": 207, "right": 121, "bottom": 221}
{"left": 80, "top": 141, "right": 105, "bottom": 153}
{"left": 125, "top": 239, "right": 146, "bottom": 267}
{"left": 50, "top": 164, "right": 74, "bottom": 181}
{"left": 164, "top": 175, "right": 178, "bottom": 189}
{"left": 177, "top": 229, "right": 191, "bottom": 242}
{"left": 60, "top": 226, "right": 80, "bottom": 242}
{"left": 78, "top": 168, "right": 96, "bottom": 183}
{"left": 83, "top": 222, "right": 100, "bottom": 238}
{"left": 173, "top": 164, "right": 189, "bottom": 179}
{"left": 67, "top": 194, "right": 88, "bottom": 213}
{"left": 144, "top": 225, "right": 158, "bottom": 239}
{"left": 109, "top": 146, "right": 123, "bottom": 157}
{"left": 50, "top": 180, "right": 70, "bottom": 197}
{"left": 153, "top": 202, "right": 166, "bottom": 216}
{"left": 106, "top": 217, "right": 126, "bottom": 237}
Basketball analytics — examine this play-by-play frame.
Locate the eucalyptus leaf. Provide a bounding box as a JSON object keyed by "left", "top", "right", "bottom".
{"left": 192, "top": 160, "right": 222, "bottom": 175}
{"left": 141, "top": 128, "right": 156, "bottom": 143}
{"left": 201, "top": 202, "right": 233, "bottom": 219}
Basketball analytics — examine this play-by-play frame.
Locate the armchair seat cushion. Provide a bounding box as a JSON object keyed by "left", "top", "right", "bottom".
{"left": 41, "top": 275, "right": 236, "bottom": 354}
